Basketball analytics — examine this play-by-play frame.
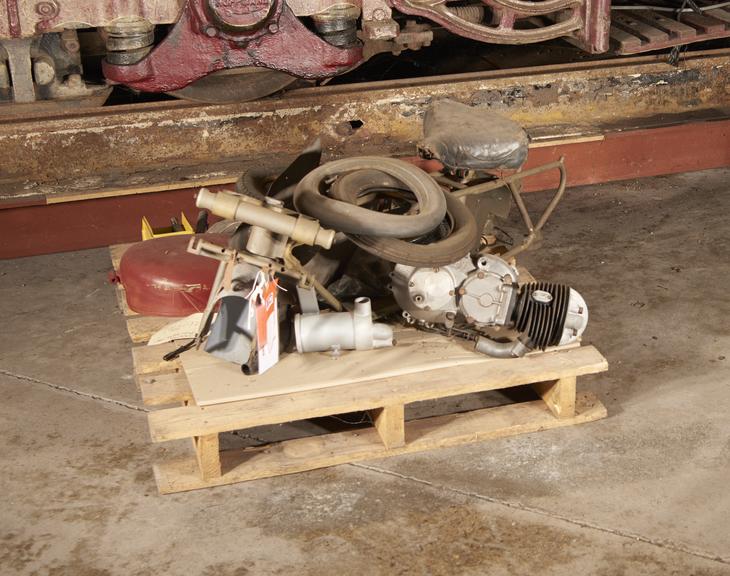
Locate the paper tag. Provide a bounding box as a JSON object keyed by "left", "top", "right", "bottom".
{"left": 254, "top": 275, "right": 279, "bottom": 374}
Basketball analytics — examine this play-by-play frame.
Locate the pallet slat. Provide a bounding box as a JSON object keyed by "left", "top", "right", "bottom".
{"left": 109, "top": 243, "right": 139, "bottom": 318}
{"left": 153, "top": 392, "right": 605, "bottom": 493}
{"left": 148, "top": 345, "right": 607, "bottom": 442}
{"left": 132, "top": 342, "right": 182, "bottom": 375}
{"left": 127, "top": 315, "right": 184, "bottom": 344}
{"left": 138, "top": 372, "right": 192, "bottom": 406}
{"left": 109, "top": 242, "right": 134, "bottom": 272}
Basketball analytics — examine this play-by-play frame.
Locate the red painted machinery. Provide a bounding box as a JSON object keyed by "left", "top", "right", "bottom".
{"left": 2, "top": 0, "right": 729, "bottom": 106}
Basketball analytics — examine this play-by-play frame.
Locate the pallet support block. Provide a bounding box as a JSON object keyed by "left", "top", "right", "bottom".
{"left": 532, "top": 376, "right": 577, "bottom": 419}
{"left": 194, "top": 434, "right": 221, "bottom": 480}
{"left": 370, "top": 405, "right": 406, "bottom": 449}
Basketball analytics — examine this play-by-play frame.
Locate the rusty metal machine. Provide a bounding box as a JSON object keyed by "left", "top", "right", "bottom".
{"left": 3, "top": 0, "right": 730, "bottom": 106}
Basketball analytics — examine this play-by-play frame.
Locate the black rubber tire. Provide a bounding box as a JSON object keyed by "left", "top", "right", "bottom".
{"left": 346, "top": 191, "right": 479, "bottom": 267}
{"left": 293, "top": 157, "right": 447, "bottom": 238}
{"left": 235, "top": 167, "right": 280, "bottom": 200}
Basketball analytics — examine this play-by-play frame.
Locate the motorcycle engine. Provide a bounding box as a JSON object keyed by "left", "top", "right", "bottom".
{"left": 391, "top": 253, "right": 589, "bottom": 350}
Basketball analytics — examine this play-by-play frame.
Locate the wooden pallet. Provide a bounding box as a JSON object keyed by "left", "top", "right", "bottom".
{"left": 110, "top": 244, "right": 609, "bottom": 494}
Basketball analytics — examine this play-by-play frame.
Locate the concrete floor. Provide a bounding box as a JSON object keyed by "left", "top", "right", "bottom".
{"left": 1, "top": 168, "right": 729, "bottom": 576}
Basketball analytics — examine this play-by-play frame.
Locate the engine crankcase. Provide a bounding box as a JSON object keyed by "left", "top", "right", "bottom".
{"left": 391, "top": 253, "right": 518, "bottom": 327}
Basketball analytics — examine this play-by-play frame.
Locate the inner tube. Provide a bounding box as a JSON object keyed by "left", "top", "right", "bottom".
{"left": 345, "top": 191, "right": 479, "bottom": 267}
{"left": 293, "top": 157, "right": 447, "bottom": 238}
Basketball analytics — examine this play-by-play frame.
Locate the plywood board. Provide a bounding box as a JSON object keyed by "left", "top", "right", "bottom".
{"left": 183, "top": 328, "right": 493, "bottom": 406}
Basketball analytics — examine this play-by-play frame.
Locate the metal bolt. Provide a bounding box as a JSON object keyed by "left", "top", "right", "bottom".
{"left": 477, "top": 272, "right": 485, "bottom": 279}
{"left": 268, "top": 23, "right": 279, "bottom": 33}
{"left": 35, "top": 1, "right": 59, "bottom": 18}
{"left": 203, "top": 25, "right": 218, "bottom": 37}
{"left": 373, "top": 8, "right": 386, "bottom": 20}
{"left": 458, "top": 288, "right": 466, "bottom": 295}
{"left": 448, "top": 290, "right": 455, "bottom": 296}
{"left": 408, "top": 281, "right": 415, "bottom": 288}
{"left": 60, "top": 31, "right": 80, "bottom": 53}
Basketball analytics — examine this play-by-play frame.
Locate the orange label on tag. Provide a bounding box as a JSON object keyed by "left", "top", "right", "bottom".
{"left": 254, "top": 277, "right": 279, "bottom": 374}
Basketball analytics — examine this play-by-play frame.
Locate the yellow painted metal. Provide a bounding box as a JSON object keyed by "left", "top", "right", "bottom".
{"left": 141, "top": 212, "right": 193, "bottom": 241}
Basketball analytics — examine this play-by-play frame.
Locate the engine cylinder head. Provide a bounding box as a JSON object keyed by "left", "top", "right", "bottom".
{"left": 513, "top": 282, "right": 588, "bottom": 349}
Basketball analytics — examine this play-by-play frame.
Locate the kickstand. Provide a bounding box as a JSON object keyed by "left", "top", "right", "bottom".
{"left": 163, "top": 339, "right": 196, "bottom": 362}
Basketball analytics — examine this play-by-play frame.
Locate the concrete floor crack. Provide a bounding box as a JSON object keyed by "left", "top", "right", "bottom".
{"left": 350, "top": 462, "right": 730, "bottom": 566}
{"left": 0, "top": 368, "right": 147, "bottom": 413}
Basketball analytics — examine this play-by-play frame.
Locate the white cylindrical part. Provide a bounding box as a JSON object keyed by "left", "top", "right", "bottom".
{"left": 353, "top": 296, "right": 371, "bottom": 317}
{"left": 294, "top": 298, "right": 394, "bottom": 353}
{"left": 196, "top": 188, "right": 335, "bottom": 249}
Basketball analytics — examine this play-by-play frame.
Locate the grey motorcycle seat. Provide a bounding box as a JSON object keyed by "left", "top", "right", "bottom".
{"left": 418, "top": 99, "right": 529, "bottom": 171}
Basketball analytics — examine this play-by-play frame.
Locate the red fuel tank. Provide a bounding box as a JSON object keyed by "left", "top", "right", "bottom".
{"left": 119, "top": 234, "right": 227, "bottom": 316}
